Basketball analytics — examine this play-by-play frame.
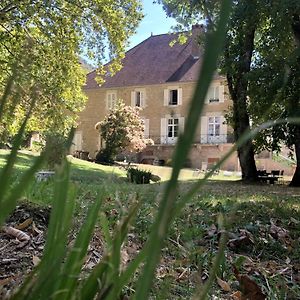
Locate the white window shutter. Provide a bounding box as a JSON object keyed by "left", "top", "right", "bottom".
{"left": 179, "top": 117, "right": 185, "bottom": 133}
{"left": 112, "top": 93, "right": 116, "bottom": 108}
{"left": 106, "top": 94, "right": 110, "bottom": 109}
{"left": 163, "top": 89, "right": 169, "bottom": 106}
{"left": 144, "top": 119, "right": 149, "bottom": 138}
{"left": 160, "top": 118, "right": 167, "bottom": 144}
{"left": 72, "top": 131, "right": 82, "bottom": 151}
{"left": 178, "top": 88, "right": 183, "bottom": 105}
{"left": 131, "top": 91, "right": 135, "bottom": 106}
{"left": 200, "top": 116, "right": 208, "bottom": 143}
{"left": 140, "top": 91, "right": 145, "bottom": 108}
{"left": 219, "top": 85, "right": 225, "bottom": 103}
{"left": 220, "top": 116, "right": 227, "bottom": 143}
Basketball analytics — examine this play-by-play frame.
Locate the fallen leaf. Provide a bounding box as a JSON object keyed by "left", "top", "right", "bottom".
{"left": 231, "top": 290, "right": 242, "bottom": 300}
{"left": 32, "top": 221, "right": 42, "bottom": 235}
{"left": 228, "top": 235, "right": 253, "bottom": 249}
{"left": 32, "top": 255, "right": 41, "bottom": 266}
{"left": 16, "top": 218, "right": 33, "bottom": 230}
{"left": 217, "top": 276, "right": 231, "bottom": 292}
{"left": 270, "top": 221, "right": 289, "bottom": 241}
{"left": 233, "top": 265, "right": 266, "bottom": 300}
{"left": 3, "top": 226, "right": 30, "bottom": 241}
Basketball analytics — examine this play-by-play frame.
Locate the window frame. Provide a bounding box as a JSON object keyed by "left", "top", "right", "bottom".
{"left": 167, "top": 117, "right": 179, "bottom": 138}
{"left": 169, "top": 89, "right": 178, "bottom": 106}
{"left": 106, "top": 91, "right": 117, "bottom": 110}
{"left": 207, "top": 86, "right": 220, "bottom": 103}
{"left": 208, "top": 116, "right": 221, "bottom": 137}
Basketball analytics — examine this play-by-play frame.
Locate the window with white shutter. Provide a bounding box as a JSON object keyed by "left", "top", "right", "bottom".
{"left": 161, "top": 114, "right": 184, "bottom": 144}
{"left": 207, "top": 86, "right": 220, "bottom": 103}
{"left": 206, "top": 85, "right": 225, "bottom": 104}
{"left": 106, "top": 91, "right": 117, "bottom": 109}
{"left": 131, "top": 89, "right": 146, "bottom": 107}
{"left": 163, "top": 87, "right": 182, "bottom": 106}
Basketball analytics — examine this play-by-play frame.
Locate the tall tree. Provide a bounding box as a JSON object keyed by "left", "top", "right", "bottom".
{"left": 0, "top": 0, "right": 142, "bottom": 138}
{"left": 248, "top": 2, "right": 300, "bottom": 186}
{"left": 158, "top": 0, "right": 259, "bottom": 181}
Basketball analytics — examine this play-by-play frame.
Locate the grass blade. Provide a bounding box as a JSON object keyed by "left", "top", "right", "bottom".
{"left": 80, "top": 256, "right": 110, "bottom": 299}
{"left": 99, "top": 212, "right": 113, "bottom": 250}
{"left": 0, "top": 154, "right": 45, "bottom": 225}
{"left": 54, "top": 195, "right": 103, "bottom": 300}
{"left": 13, "top": 162, "right": 76, "bottom": 300}
{"left": 133, "top": 2, "right": 232, "bottom": 299}
{"left": 0, "top": 101, "right": 35, "bottom": 202}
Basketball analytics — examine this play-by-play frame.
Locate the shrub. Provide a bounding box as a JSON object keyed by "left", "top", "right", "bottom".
{"left": 127, "top": 167, "right": 152, "bottom": 184}
{"left": 95, "top": 100, "right": 153, "bottom": 163}
{"left": 95, "top": 148, "right": 114, "bottom": 165}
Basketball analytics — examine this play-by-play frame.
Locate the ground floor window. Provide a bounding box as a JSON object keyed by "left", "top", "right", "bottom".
{"left": 168, "top": 118, "right": 179, "bottom": 138}
{"left": 208, "top": 116, "right": 221, "bottom": 136}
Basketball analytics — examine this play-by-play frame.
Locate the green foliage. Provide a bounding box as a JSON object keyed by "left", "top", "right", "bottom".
{"left": 42, "top": 133, "right": 70, "bottom": 169}
{"left": 95, "top": 148, "right": 115, "bottom": 165}
{"left": 96, "top": 100, "right": 153, "bottom": 162}
{"left": 3, "top": 2, "right": 283, "bottom": 299}
{"left": 248, "top": 2, "right": 300, "bottom": 153}
{"left": 0, "top": 0, "right": 142, "bottom": 139}
{"left": 158, "top": 0, "right": 261, "bottom": 181}
{"left": 127, "top": 167, "right": 152, "bottom": 184}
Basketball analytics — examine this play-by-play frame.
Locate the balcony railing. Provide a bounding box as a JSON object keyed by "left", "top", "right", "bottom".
{"left": 200, "top": 134, "right": 235, "bottom": 144}
{"left": 146, "top": 134, "right": 235, "bottom": 145}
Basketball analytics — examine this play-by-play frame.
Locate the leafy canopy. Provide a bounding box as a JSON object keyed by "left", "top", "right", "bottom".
{"left": 0, "top": 0, "right": 142, "bottom": 137}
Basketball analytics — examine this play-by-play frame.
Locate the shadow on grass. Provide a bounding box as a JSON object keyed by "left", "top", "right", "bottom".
{"left": 0, "top": 151, "right": 37, "bottom": 169}
{"left": 70, "top": 166, "right": 126, "bottom": 184}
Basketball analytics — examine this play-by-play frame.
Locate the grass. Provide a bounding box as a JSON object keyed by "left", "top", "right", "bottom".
{"left": 1, "top": 149, "right": 300, "bottom": 298}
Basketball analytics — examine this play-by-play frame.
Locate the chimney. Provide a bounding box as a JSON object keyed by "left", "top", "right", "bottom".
{"left": 191, "top": 24, "right": 204, "bottom": 59}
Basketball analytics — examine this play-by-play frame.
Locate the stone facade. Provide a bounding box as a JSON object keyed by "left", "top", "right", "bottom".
{"left": 74, "top": 27, "right": 293, "bottom": 174}
{"left": 77, "top": 77, "right": 240, "bottom": 170}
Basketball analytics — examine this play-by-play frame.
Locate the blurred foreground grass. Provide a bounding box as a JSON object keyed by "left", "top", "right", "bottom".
{"left": 1, "top": 150, "right": 300, "bottom": 298}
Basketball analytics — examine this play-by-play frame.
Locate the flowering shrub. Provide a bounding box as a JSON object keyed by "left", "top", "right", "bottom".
{"left": 95, "top": 100, "right": 153, "bottom": 163}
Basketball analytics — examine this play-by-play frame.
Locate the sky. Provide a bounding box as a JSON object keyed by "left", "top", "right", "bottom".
{"left": 128, "top": 0, "right": 177, "bottom": 48}
{"left": 82, "top": 1, "right": 178, "bottom": 67}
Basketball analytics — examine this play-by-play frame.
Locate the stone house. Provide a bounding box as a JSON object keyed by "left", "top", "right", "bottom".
{"left": 75, "top": 25, "right": 290, "bottom": 172}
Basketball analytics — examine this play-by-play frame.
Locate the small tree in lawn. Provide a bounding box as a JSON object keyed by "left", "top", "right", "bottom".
{"left": 95, "top": 100, "right": 153, "bottom": 164}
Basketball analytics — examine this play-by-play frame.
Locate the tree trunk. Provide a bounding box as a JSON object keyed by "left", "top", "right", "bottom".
{"left": 290, "top": 135, "right": 300, "bottom": 187}
{"left": 225, "top": 26, "right": 258, "bottom": 182}
{"left": 289, "top": 14, "right": 300, "bottom": 186}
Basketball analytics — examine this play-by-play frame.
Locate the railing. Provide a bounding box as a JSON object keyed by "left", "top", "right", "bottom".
{"left": 199, "top": 134, "right": 235, "bottom": 144}
{"left": 146, "top": 134, "right": 235, "bottom": 145}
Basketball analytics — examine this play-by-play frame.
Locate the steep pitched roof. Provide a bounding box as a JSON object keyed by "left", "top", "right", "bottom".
{"left": 85, "top": 32, "right": 203, "bottom": 89}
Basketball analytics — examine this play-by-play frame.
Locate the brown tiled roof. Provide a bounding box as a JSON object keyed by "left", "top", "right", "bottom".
{"left": 85, "top": 32, "right": 203, "bottom": 89}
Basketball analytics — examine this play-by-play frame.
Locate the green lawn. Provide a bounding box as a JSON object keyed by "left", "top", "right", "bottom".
{"left": 1, "top": 150, "right": 300, "bottom": 298}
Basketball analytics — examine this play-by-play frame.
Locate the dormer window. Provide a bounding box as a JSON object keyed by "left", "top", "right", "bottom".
{"left": 169, "top": 90, "right": 178, "bottom": 105}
